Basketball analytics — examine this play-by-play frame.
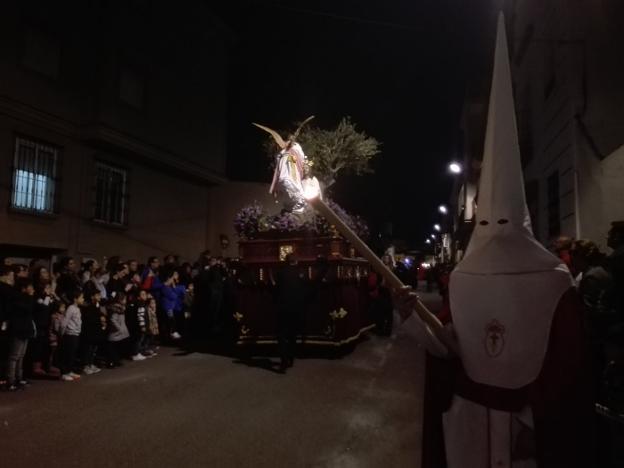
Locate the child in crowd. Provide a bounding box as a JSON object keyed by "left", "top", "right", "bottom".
{"left": 32, "top": 282, "right": 57, "bottom": 377}
{"left": 80, "top": 285, "right": 105, "bottom": 375}
{"left": 5, "top": 278, "right": 36, "bottom": 391}
{"left": 127, "top": 289, "right": 148, "bottom": 361}
{"left": 161, "top": 269, "right": 183, "bottom": 340}
{"left": 106, "top": 292, "right": 129, "bottom": 368}
{"left": 49, "top": 301, "right": 65, "bottom": 376}
{"left": 182, "top": 282, "right": 194, "bottom": 339}
{"left": 145, "top": 297, "right": 159, "bottom": 355}
{"left": 59, "top": 290, "right": 83, "bottom": 382}
{"left": 90, "top": 269, "right": 108, "bottom": 301}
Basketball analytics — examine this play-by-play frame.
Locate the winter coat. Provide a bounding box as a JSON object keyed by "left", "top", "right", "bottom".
{"left": 183, "top": 291, "right": 194, "bottom": 312}
{"left": 126, "top": 300, "right": 147, "bottom": 334}
{"left": 82, "top": 303, "right": 106, "bottom": 343}
{"left": 55, "top": 271, "right": 81, "bottom": 302}
{"left": 106, "top": 277, "right": 127, "bottom": 299}
{"left": 147, "top": 305, "right": 159, "bottom": 336}
{"left": 160, "top": 284, "right": 185, "bottom": 314}
{"left": 141, "top": 268, "right": 163, "bottom": 301}
{"left": 34, "top": 293, "right": 54, "bottom": 334}
{"left": 61, "top": 304, "right": 82, "bottom": 336}
{"left": 107, "top": 303, "right": 129, "bottom": 342}
{"left": 0, "top": 281, "right": 16, "bottom": 324}
{"left": 49, "top": 312, "right": 64, "bottom": 347}
{"left": 10, "top": 292, "right": 37, "bottom": 340}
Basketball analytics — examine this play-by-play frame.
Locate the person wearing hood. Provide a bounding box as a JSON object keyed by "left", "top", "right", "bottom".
{"left": 397, "top": 14, "right": 594, "bottom": 468}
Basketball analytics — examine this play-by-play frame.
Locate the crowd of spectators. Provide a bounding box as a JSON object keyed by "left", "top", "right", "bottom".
{"left": 552, "top": 222, "right": 624, "bottom": 413}
{"left": 0, "top": 251, "right": 233, "bottom": 392}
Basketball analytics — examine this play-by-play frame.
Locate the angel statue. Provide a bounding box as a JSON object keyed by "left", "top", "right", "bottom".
{"left": 253, "top": 116, "right": 321, "bottom": 214}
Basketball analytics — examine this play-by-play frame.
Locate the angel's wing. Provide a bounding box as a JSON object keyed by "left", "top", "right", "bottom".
{"left": 252, "top": 123, "right": 287, "bottom": 149}
{"left": 290, "top": 115, "right": 315, "bottom": 142}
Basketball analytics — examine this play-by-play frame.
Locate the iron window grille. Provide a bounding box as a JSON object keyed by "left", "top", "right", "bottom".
{"left": 94, "top": 162, "right": 128, "bottom": 226}
{"left": 11, "top": 137, "right": 59, "bottom": 214}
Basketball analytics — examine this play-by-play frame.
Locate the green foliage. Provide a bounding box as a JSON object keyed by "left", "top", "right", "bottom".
{"left": 264, "top": 117, "right": 381, "bottom": 192}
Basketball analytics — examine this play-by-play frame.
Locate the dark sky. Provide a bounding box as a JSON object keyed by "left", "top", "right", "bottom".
{"left": 212, "top": 0, "right": 495, "bottom": 248}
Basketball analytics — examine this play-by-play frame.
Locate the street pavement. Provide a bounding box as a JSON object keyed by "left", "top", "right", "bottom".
{"left": 1, "top": 290, "right": 442, "bottom": 468}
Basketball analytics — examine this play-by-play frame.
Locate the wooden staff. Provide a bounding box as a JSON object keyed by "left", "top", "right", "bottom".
{"left": 306, "top": 193, "right": 458, "bottom": 355}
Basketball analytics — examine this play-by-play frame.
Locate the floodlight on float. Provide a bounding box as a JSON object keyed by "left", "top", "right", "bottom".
{"left": 433, "top": 224, "right": 441, "bottom": 232}
{"left": 438, "top": 205, "right": 448, "bottom": 215}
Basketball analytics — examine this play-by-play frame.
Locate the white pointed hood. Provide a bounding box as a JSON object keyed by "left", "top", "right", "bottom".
{"left": 449, "top": 14, "right": 573, "bottom": 390}
{"left": 456, "top": 13, "right": 565, "bottom": 275}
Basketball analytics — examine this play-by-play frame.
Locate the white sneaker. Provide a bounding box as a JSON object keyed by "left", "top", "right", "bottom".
{"left": 170, "top": 332, "right": 182, "bottom": 340}
{"left": 131, "top": 354, "right": 147, "bottom": 361}
{"left": 61, "top": 374, "right": 74, "bottom": 381}
{"left": 83, "top": 365, "right": 101, "bottom": 375}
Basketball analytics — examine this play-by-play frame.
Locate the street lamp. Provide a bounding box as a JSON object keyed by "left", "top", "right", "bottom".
{"left": 438, "top": 205, "right": 448, "bottom": 215}
{"left": 430, "top": 234, "right": 436, "bottom": 240}
{"left": 448, "top": 162, "right": 462, "bottom": 174}
{"left": 425, "top": 239, "right": 431, "bottom": 244}
{"left": 433, "top": 224, "right": 441, "bottom": 232}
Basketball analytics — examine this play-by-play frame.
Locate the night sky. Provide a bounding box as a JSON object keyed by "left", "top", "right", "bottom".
{"left": 213, "top": 0, "right": 496, "bottom": 248}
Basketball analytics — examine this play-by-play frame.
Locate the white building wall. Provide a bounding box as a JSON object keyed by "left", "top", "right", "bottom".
{"left": 508, "top": 0, "right": 623, "bottom": 247}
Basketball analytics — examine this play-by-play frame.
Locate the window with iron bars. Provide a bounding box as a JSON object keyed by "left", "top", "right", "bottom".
{"left": 94, "top": 163, "right": 128, "bottom": 226}
{"left": 11, "top": 137, "right": 59, "bottom": 214}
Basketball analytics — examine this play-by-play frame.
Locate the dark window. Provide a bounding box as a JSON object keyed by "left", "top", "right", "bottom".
{"left": 119, "top": 66, "right": 145, "bottom": 109}
{"left": 514, "top": 24, "right": 534, "bottom": 65}
{"left": 525, "top": 179, "right": 539, "bottom": 236}
{"left": 11, "top": 137, "right": 59, "bottom": 214}
{"left": 94, "top": 163, "right": 128, "bottom": 225}
{"left": 547, "top": 171, "right": 560, "bottom": 237}
{"left": 21, "top": 26, "right": 60, "bottom": 79}
{"left": 544, "top": 43, "right": 556, "bottom": 100}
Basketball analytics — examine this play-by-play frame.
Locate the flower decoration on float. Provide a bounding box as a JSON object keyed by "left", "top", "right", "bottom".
{"left": 233, "top": 198, "right": 369, "bottom": 240}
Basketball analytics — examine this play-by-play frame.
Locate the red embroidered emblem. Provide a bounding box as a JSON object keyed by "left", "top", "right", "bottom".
{"left": 484, "top": 319, "right": 505, "bottom": 357}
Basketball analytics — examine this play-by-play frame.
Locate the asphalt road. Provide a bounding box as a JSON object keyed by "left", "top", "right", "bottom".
{"left": 1, "top": 291, "right": 442, "bottom": 468}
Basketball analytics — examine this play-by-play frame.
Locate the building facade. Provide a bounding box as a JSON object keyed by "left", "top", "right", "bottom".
{"left": 0, "top": 1, "right": 230, "bottom": 265}
{"left": 508, "top": 0, "right": 624, "bottom": 248}
{"left": 453, "top": 0, "right": 624, "bottom": 254}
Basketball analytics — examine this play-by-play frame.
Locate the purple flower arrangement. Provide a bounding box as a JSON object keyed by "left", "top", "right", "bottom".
{"left": 234, "top": 200, "right": 369, "bottom": 240}
{"left": 233, "top": 201, "right": 264, "bottom": 239}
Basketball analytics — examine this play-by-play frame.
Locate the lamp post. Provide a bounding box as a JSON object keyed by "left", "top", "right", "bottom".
{"left": 448, "top": 162, "right": 462, "bottom": 174}
{"left": 442, "top": 161, "right": 463, "bottom": 263}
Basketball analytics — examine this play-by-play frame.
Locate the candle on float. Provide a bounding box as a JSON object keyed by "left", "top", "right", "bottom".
{"left": 304, "top": 189, "right": 456, "bottom": 354}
